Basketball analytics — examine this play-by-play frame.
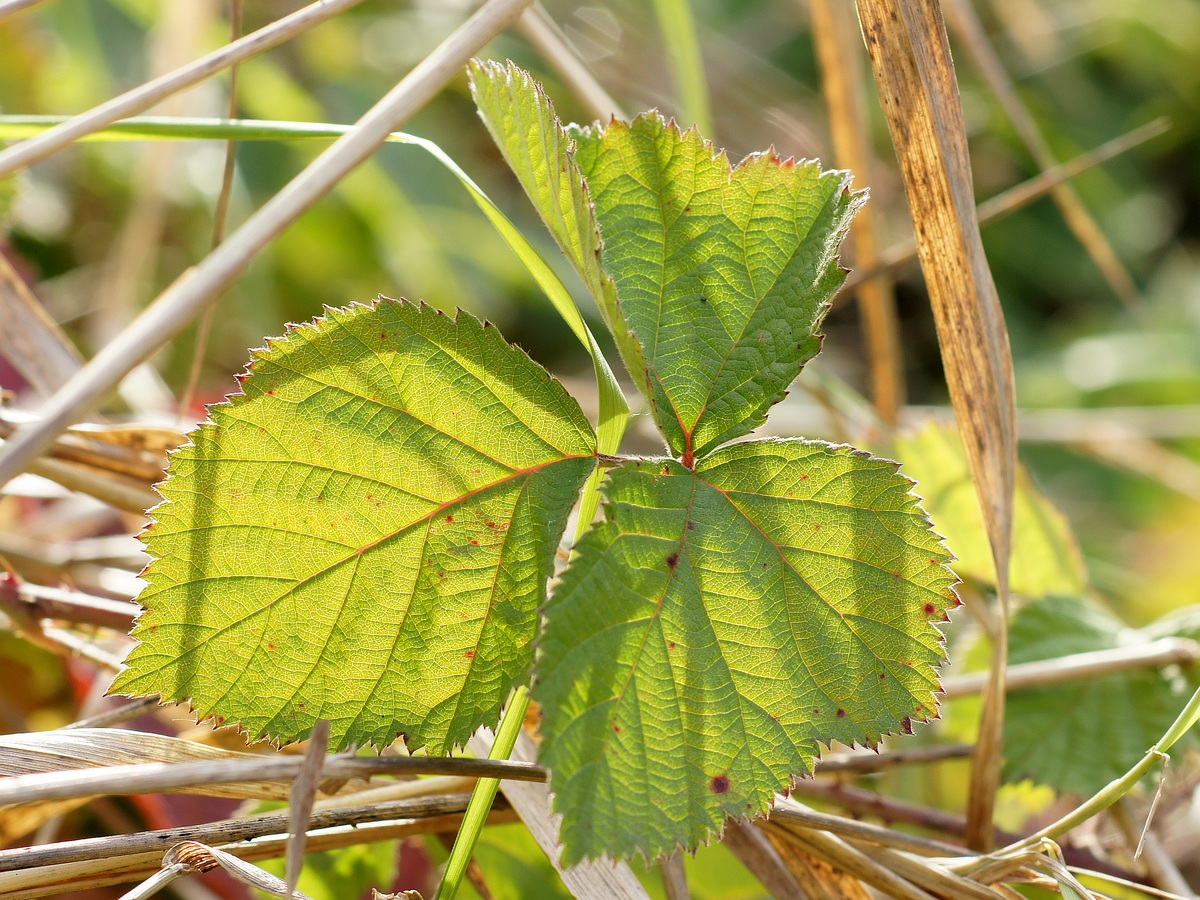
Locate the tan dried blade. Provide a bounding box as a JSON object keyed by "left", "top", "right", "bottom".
{"left": 854, "top": 0, "right": 1016, "bottom": 850}
{"left": 811, "top": 0, "right": 904, "bottom": 425}
{"left": 0, "top": 255, "right": 84, "bottom": 396}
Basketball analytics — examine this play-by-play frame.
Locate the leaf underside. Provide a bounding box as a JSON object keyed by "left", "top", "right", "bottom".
{"left": 112, "top": 300, "right": 596, "bottom": 753}
{"left": 1004, "top": 595, "right": 1195, "bottom": 796}
{"left": 571, "top": 115, "right": 862, "bottom": 459}
{"left": 537, "top": 440, "right": 958, "bottom": 863}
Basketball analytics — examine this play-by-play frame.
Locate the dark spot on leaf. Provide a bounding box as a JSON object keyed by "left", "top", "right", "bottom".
{"left": 380, "top": 332, "right": 387, "bottom": 339}
{"left": 662, "top": 465, "right": 671, "bottom": 475}
{"left": 836, "top": 708, "right": 845, "bottom": 718}
{"left": 667, "top": 552, "right": 679, "bottom": 569}
{"left": 901, "top": 717, "right": 914, "bottom": 734}
{"left": 711, "top": 775, "right": 730, "bottom": 794}
{"left": 438, "top": 572, "right": 445, "bottom": 579}
{"left": 613, "top": 724, "right": 621, "bottom": 732}
{"left": 486, "top": 521, "right": 497, "bottom": 529}
{"left": 699, "top": 296, "right": 707, "bottom": 303}
{"left": 445, "top": 515, "right": 454, "bottom": 523}
{"left": 268, "top": 642, "right": 275, "bottom": 650}
{"left": 924, "top": 603, "right": 936, "bottom": 615}
{"left": 813, "top": 524, "right": 822, "bottom": 531}
{"left": 464, "top": 650, "right": 475, "bottom": 659}
{"left": 267, "top": 389, "right": 275, "bottom": 396}
{"left": 879, "top": 672, "right": 887, "bottom": 679}
{"left": 668, "top": 641, "right": 676, "bottom": 650}
{"left": 813, "top": 708, "right": 821, "bottom": 715}
{"left": 799, "top": 474, "right": 808, "bottom": 480}
{"left": 470, "top": 539, "right": 479, "bottom": 546}
{"left": 687, "top": 521, "right": 696, "bottom": 530}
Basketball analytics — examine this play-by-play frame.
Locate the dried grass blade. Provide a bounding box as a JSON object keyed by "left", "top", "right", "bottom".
{"left": 768, "top": 823, "right": 937, "bottom": 900}
{"left": 0, "top": 255, "right": 84, "bottom": 396}
{"left": 810, "top": 0, "right": 904, "bottom": 424}
{"left": 942, "top": 0, "right": 1142, "bottom": 312}
{"left": 720, "top": 821, "right": 807, "bottom": 899}
{"left": 660, "top": 851, "right": 689, "bottom": 900}
{"left": 855, "top": 0, "right": 1017, "bottom": 850}
{"left": 285, "top": 719, "right": 330, "bottom": 898}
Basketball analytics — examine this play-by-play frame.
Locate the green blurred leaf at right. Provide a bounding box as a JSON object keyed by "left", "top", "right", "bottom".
{"left": 893, "top": 421, "right": 1086, "bottom": 599}
{"left": 1003, "top": 595, "right": 1195, "bottom": 795}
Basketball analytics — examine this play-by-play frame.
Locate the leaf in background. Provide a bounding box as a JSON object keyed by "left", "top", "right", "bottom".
{"left": 537, "top": 440, "right": 957, "bottom": 862}
{"left": 111, "top": 300, "right": 596, "bottom": 753}
{"left": 571, "top": 114, "right": 861, "bottom": 462}
{"left": 1004, "top": 595, "right": 1193, "bottom": 795}
{"left": 892, "top": 421, "right": 1085, "bottom": 598}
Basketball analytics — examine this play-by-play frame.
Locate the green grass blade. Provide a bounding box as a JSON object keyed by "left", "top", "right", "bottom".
{"left": 0, "top": 114, "right": 629, "bottom": 457}
{"left": 650, "top": 0, "right": 713, "bottom": 136}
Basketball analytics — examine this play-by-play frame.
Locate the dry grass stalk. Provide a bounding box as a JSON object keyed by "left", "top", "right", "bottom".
{"left": 854, "top": 0, "right": 1017, "bottom": 850}
{"left": 0, "top": 255, "right": 84, "bottom": 397}
{"left": 719, "top": 821, "right": 807, "bottom": 899}
{"left": 810, "top": 0, "right": 905, "bottom": 425}
{"left": 942, "top": 0, "right": 1143, "bottom": 313}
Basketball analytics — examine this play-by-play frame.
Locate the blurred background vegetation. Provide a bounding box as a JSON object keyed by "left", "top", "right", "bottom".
{"left": 1, "top": 0, "right": 1199, "bottom": 897}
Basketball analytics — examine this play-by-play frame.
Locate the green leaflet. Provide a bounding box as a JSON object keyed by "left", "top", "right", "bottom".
{"left": 571, "top": 116, "right": 861, "bottom": 461}
{"left": 537, "top": 439, "right": 957, "bottom": 862}
{"left": 1004, "top": 596, "right": 1194, "bottom": 795}
{"left": 111, "top": 300, "right": 596, "bottom": 753}
{"left": 892, "top": 422, "right": 1086, "bottom": 598}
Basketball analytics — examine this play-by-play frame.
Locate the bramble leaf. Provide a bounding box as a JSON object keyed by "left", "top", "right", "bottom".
{"left": 571, "top": 116, "right": 861, "bottom": 460}
{"left": 111, "top": 300, "right": 596, "bottom": 753}
{"left": 892, "top": 422, "right": 1086, "bottom": 598}
{"left": 1004, "top": 595, "right": 1195, "bottom": 795}
{"left": 536, "top": 440, "right": 957, "bottom": 862}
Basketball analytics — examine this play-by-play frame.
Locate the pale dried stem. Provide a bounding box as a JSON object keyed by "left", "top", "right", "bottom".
{"left": 838, "top": 118, "right": 1169, "bottom": 297}
{"left": 0, "top": 576, "right": 140, "bottom": 632}
{"left": 769, "top": 822, "right": 939, "bottom": 900}
{"left": 843, "top": 839, "right": 1007, "bottom": 900}
{"left": 66, "top": 696, "right": 165, "bottom": 730}
{"left": 0, "top": 810, "right": 518, "bottom": 898}
{"left": 770, "top": 799, "right": 968, "bottom": 857}
{"left": 0, "top": 0, "right": 367, "bottom": 179}
{"left": 0, "top": 792, "right": 478, "bottom": 873}
{"left": 810, "top": 0, "right": 904, "bottom": 425}
{"left": 285, "top": 718, "right": 329, "bottom": 896}
{"left": 517, "top": 4, "right": 626, "bottom": 121}
{"left": 817, "top": 742, "right": 973, "bottom": 774}
{"left": 0, "top": 0, "right": 536, "bottom": 489}
{"left": 180, "top": 0, "right": 245, "bottom": 422}
{"left": 942, "top": 0, "right": 1143, "bottom": 313}
{"left": 0, "top": 254, "right": 85, "bottom": 397}
{"left": 940, "top": 637, "right": 1200, "bottom": 699}
{"left": 660, "top": 850, "right": 690, "bottom": 900}
{"left": 720, "top": 821, "right": 807, "bottom": 899}
{"left": 0, "top": 752, "right": 546, "bottom": 807}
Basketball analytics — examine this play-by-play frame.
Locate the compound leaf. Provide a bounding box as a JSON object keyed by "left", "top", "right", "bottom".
{"left": 111, "top": 300, "right": 596, "bottom": 754}
{"left": 571, "top": 116, "right": 862, "bottom": 460}
{"left": 1004, "top": 595, "right": 1194, "bottom": 795}
{"left": 892, "top": 421, "right": 1086, "bottom": 598}
{"left": 536, "top": 440, "right": 957, "bottom": 862}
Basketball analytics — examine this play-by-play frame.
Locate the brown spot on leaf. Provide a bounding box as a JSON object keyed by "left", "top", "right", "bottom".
{"left": 711, "top": 775, "right": 730, "bottom": 794}
{"left": 445, "top": 515, "right": 454, "bottom": 523}
{"left": 836, "top": 708, "right": 845, "bottom": 718}
{"left": 924, "top": 603, "right": 937, "bottom": 615}
{"left": 667, "top": 552, "right": 679, "bottom": 569}
{"left": 464, "top": 650, "right": 475, "bottom": 659}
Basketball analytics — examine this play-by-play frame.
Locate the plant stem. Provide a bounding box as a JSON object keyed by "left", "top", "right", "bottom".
{"left": 435, "top": 686, "right": 530, "bottom": 900}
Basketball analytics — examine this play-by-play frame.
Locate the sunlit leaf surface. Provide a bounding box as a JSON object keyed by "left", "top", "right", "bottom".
{"left": 537, "top": 440, "right": 957, "bottom": 862}
{"left": 572, "top": 116, "right": 861, "bottom": 460}
{"left": 112, "top": 300, "right": 595, "bottom": 753}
